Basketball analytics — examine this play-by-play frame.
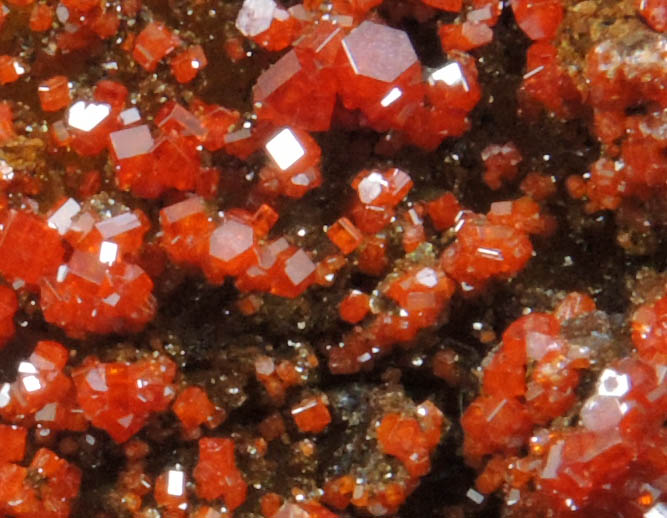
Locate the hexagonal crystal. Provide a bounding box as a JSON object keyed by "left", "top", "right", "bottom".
{"left": 236, "top": 0, "right": 276, "bottom": 37}
{"left": 342, "top": 21, "right": 418, "bottom": 83}
{"left": 209, "top": 219, "right": 254, "bottom": 262}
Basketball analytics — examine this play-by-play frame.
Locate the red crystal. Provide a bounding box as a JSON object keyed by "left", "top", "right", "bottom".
{"left": 0, "top": 284, "right": 17, "bottom": 347}
{"left": 62, "top": 0, "right": 98, "bottom": 12}
{"left": 192, "top": 100, "right": 241, "bottom": 152}
{"left": 262, "top": 127, "right": 323, "bottom": 198}
{"left": 160, "top": 196, "right": 214, "bottom": 267}
{"left": 337, "top": 21, "right": 423, "bottom": 132}
{"left": 291, "top": 395, "right": 332, "bottom": 433}
{"left": 89, "top": 9, "right": 120, "bottom": 39}
{"left": 357, "top": 234, "right": 389, "bottom": 276}
{"left": 0, "top": 102, "right": 15, "bottom": 143}
{"left": 487, "top": 197, "right": 554, "bottom": 236}
{"left": 510, "top": 0, "right": 563, "bottom": 40}
{"left": 439, "top": 22, "right": 493, "bottom": 51}
{"left": 171, "top": 45, "right": 207, "bottom": 83}
{"left": 427, "top": 192, "right": 461, "bottom": 231}
{"left": 0, "top": 448, "right": 82, "bottom": 518}
{"left": 339, "top": 290, "right": 370, "bottom": 324}
{"left": 0, "top": 210, "right": 65, "bottom": 286}
{"left": 94, "top": 80, "right": 128, "bottom": 113}
{"left": 481, "top": 142, "right": 522, "bottom": 190}
{"left": 194, "top": 437, "right": 247, "bottom": 510}
{"left": 133, "top": 22, "right": 181, "bottom": 72}
{"left": 205, "top": 213, "right": 258, "bottom": 282}
{"left": 327, "top": 217, "right": 363, "bottom": 255}
{"left": 253, "top": 32, "right": 339, "bottom": 132}
{"left": 422, "top": 0, "right": 462, "bottom": 11}
{"left": 384, "top": 266, "right": 456, "bottom": 328}
{"left": 638, "top": 0, "right": 667, "bottom": 32}
{"left": 440, "top": 216, "right": 533, "bottom": 287}
{"left": 0, "top": 424, "right": 27, "bottom": 463}
{"left": 0, "top": 55, "right": 24, "bottom": 85}
{"left": 520, "top": 172, "right": 557, "bottom": 201}
{"left": 427, "top": 53, "right": 482, "bottom": 113}
{"left": 461, "top": 395, "right": 533, "bottom": 460}
{"left": 631, "top": 294, "right": 667, "bottom": 363}
{"left": 72, "top": 355, "right": 177, "bottom": 442}
{"left": 38, "top": 76, "right": 71, "bottom": 112}
{"left": 376, "top": 410, "right": 441, "bottom": 477}
{"left": 519, "top": 41, "right": 583, "bottom": 119}
{"left": 237, "top": 2, "right": 302, "bottom": 52}
{"left": 172, "top": 386, "right": 216, "bottom": 431}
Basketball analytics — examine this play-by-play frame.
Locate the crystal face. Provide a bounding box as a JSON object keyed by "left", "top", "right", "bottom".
{"left": 67, "top": 101, "right": 111, "bottom": 132}
{"left": 430, "top": 62, "right": 467, "bottom": 88}
{"left": 109, "top": 125, "right": 154, "bottom": 159}
{"left": 342, "top": 21, "right": 418, "bottom": 83}
{"left": 48, "top": 198, "right": 81, "bottom": 235}
{"left": 265, "top": 128, "right": 305, "bottom": 170}
{"left": 209, "top": 219, "right": 255, "bottom": 262}
{"left": 254, "top": 49, "right": 301, "bottom": 101}
{"left": 95, "top": 212, "right": 142, "bottom": 239}
{"left": 235, "top": 0, "right": 277, "bottom": 37}
{"left": 0, "top": 0, "right": 665, "bottom": 517}
{"left": 284, "top": 249, "right": 316, "bottom": 286}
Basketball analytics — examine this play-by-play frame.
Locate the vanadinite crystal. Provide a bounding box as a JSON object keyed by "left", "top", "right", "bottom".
{"left": 0, "top": 0, "right": 666, "bottom": 517}
{"left": 72, "top": 355, "right": 176, "bottom": 442}
{"left": 194, "top": 437, "right": 247, "bottom": 510}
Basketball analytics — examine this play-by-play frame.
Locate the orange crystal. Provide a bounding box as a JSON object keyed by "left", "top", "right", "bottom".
{"left": 638, "top": 0, "right": 667, "bottom": 32}
{"left": 37, "top": 76, "right": 71, "bottom": 112}
{"left": 291, "top": 395, "right": 332, "bottom": 433}
{"left": 339, "top": 290, "right": 370, "bottom": 324}
{"left": 427, "top": 192, "right": 461, "bottom": 231}
{"left": 194, "top": 437, "right": 247, "bottom": 510}
{"left": 0, "top": 55, "right": 24, "bottom": 85}
{"left": 0, "top": 424, "right": 27, "bottom": 463}
{"left": 171, "top": 45, "right": 207, "bottom": 84}
{"left": 0, "top": 210, "right": 65, "bottom": 286}
{"left": 376, "top": 411, "right": 441, "bottom": 477}
{"left": 510, "top": 0, "right": 563, "bottom": 40}
{"left": 172, "top": 386, "right": 216, "bottom": 431}
{"left": 422, "top": 0, "right": 462, "bottom": 11}
{"left": 72, "top": 355, "right": 177, "bottom": 442}
{"left": 62, "top": 0, "right": 98, "bottom": 11}
{"left": 0, "top": 284, "right": 17, "bottom": 346}
{"left": 133, "top": 22, "right": 181, "bottom": 72}
{"left": 438, "top": 22, "right": 493, "bottom": 52}
{"left": 481, "top": 142, "right": 522, "bottom": 190}
{"left": 328, "top": 217, "right": 364, "bottom": 255}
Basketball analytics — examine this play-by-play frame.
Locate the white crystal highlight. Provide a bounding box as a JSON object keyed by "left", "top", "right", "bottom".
{"left": 68, "top": 101, "right": 111, "bottom": 132}
{"left": 99, "top": 241, "right": 119, "bottom": 265}
{"left": 265, "top": 128, "right": 305, "bottom": 170}
{"left": 166, "top": 470, "right": 185, "bottom": 496}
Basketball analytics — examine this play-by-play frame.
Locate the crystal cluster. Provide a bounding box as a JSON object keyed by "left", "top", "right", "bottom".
{"left": 0, "top": 0, "right": 664, "bottom": 517}
{"left": 462, "top": 291, "right": 667, "bottom": 516}
{"left": 329, "top": 188, "right": 551, "bottom": 374}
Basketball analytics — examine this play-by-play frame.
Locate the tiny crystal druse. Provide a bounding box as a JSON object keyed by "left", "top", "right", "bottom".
{"left": 0, "top": 0, "right": 665, "bottom": 517}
